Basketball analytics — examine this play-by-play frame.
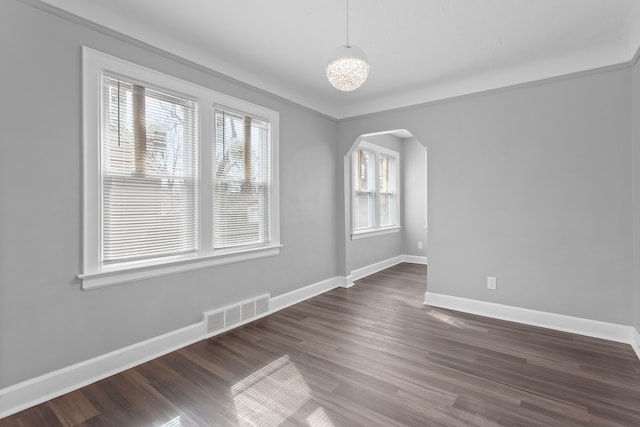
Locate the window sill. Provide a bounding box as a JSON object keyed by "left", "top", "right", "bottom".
{"left": 78, "top": 245, "right": 282, "bottom": 290}
{"left": 351, "top": 227, "right": 401, "bottom": 240}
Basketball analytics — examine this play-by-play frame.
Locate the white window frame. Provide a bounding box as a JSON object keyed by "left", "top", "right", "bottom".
{"left": 351, "top": 141, "right": 401, "bottom": 240}
{"left": 80, "top": 47, "right": 280, "bottom": 290}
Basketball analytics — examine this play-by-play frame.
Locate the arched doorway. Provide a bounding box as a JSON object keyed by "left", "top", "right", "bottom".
{"left": 343, "top": 129, "right": 428, "bottom": 290}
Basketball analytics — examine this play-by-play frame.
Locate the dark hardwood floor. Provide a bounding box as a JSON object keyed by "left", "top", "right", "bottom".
{"left": 3, "top": 263, "right": 640, "bottom": 426}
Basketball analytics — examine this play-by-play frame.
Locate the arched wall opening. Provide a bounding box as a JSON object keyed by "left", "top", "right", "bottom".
{"left": 342, "top": 128, "right": 428, "bottom": 289}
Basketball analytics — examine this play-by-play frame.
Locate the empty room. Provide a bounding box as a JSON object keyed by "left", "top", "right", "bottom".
{"left": 2, "top": 0, "right": 640, "bottom": 425}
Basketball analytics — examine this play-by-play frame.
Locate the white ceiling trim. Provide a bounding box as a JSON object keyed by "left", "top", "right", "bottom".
{"left": 20, "top": 0, "right": 339, "bottom": 121}
{"left": 337, "top": 51, "right": 633, "bottom": 119}
{"left": 26, "top": 0, "right": 640, "bottom": 120}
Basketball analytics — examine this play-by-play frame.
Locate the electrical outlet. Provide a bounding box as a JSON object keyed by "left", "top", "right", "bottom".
{"left": 487, "top": 276, "right": 497, "bottom": 290}
{"left": 418, "top": 242, "right": 423, "bottom": 249}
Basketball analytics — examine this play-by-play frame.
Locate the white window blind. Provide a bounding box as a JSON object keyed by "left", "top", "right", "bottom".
{"left": 213, "top": 108, "right": 272, "bottom": 249}
{"left": 379, "top": 153, "right": 397, "bottom": 227}
{"left": 354, "top": 148, "right": 375, "bottom": 230}
{"left": 101, "top": 75, "right": 198, "bottom": 264}
{"left": 352, "top": 142, "right": 400, "bottom": 235}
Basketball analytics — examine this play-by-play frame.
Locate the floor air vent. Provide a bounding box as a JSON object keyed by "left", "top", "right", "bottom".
{"left": 225, "top": 306, "right": 241, "bottom": 327}
{"left": 205, "top": 311, "right": 225, "bottom": 335}
{"left": 256, "top": 295, "right": 269, "bottom": 315}
{"left": 203, "top": 294, "right": 270, "bottom": 337}
{"left": 241, "top": 302, "right": 255, "bottom": 321}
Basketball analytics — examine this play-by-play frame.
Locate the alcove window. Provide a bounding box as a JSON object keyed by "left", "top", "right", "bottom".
{"left": 352, "top": 141, "right": 400, "bottom": 237}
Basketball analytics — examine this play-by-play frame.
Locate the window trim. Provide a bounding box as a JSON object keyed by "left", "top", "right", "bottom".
{"left": 351, "top": 227, "right": 401, "bottom": 240}
{"left": 350, "top": 141, "right": 401, "bottom": 239}
{"left": 81, "top": 47, "right": 280, "bottom": 290}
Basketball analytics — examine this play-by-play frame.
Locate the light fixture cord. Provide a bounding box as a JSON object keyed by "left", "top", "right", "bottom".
{"left": 346, "top": 0, "right": 350, "bottom": 46}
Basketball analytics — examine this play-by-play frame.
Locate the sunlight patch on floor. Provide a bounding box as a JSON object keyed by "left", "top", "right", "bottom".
{"left": 307, "top": 407, "right": 335, "bottom": 427}
{"left": 427, "top": 309, "right": 466, "bottom": 328}
{"left": 158, "top": 415, "right": 181, "bottom": 427}
{"left": 232, "top": 354, "right": 335, "bottom": 426}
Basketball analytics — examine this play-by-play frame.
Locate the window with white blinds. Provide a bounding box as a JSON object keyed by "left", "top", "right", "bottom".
{"left": 354, "top": 148, "right": 375, "bottom": 230}
{"left": 101, "top": 76, "right": 198, "bottom": 264}
{"left": 213, "top": 108, "right": 272, "bottom": 249}
{"left": 378, "top": 153, "right": 398, "bottom": 227}
{"left": 352, "top": 141, "right": 400, "bottom": 236}
{"left": 81, "top": 47, "right": 280, "bottom": 289}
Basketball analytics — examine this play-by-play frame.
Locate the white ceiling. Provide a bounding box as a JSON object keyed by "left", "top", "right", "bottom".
{"left": 38, "top": 0, "right": 640, "bottom": 119}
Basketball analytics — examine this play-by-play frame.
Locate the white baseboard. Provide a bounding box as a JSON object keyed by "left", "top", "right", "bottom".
{"left": 632, "top": 328, "right": 640, "bottom": 360}
{"left": 342, "top": 255, "right": 428, "bottom": 288}
{"left": 0, "top": 274, "right": 345, "bottom": 419}
{"left": 0, "top": 322, "right": 203, "bottom": 419}
{"left": 402, "top": 255, "right": 428, "bottom": 265}
{"left": 349, "top": 254, "right": 427, "bottom": 284}
{"left": 270, "top": 276, "right": 342, "bottom": 313}
{"left": 5, "top": 262, "right": 631, "bottom": 419}
{"left": 424, "top": 291, "right": 637, "bottom": 349}
{"left": 342, "top": 275, "right": 355, "bottom": 288}
{"left": 350, "top": 255, "right": 404, "bottom": 282}
{"left": 1, "top": 255, "right": 424, "bottom": 419}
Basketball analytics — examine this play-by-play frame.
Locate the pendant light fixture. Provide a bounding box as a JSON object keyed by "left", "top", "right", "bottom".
{"left": 326, "top": 0, "right": 369, "bottom": 91}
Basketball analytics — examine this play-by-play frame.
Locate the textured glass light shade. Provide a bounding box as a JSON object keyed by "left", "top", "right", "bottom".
{"left": 325, "top": 45, "right": 369, "bottom": 91}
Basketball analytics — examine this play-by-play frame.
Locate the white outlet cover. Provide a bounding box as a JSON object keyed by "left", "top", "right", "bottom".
{"left": 487, "top": 276, "right": 497, "bottom": 290}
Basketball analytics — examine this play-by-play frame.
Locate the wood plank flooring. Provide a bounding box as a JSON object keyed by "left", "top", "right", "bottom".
{"left": 3, "top": 263, "right": 640, "bottom": 426}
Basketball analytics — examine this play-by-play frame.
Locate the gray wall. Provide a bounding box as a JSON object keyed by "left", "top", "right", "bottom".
{"left": 0, "top": 1, "right": 339, "bottom": 388}
{"left": 403, "top": 137, "right": 428, "bottom": 258}
{"left": 633, "top": 56, "right": 640, "bottom": 333}
{"left": 338, "top": 67, "right": 633, "bottom": 325}
{"left": 347, "top": 134, "right": 405, "bottom": 271}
